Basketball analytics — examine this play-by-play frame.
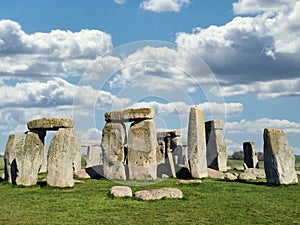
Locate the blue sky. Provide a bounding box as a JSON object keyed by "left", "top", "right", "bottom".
{"left": 0, "top": 0, "right": 300, "bottom": 155}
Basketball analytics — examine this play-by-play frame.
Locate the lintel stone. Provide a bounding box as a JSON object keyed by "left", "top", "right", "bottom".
{"left": 27, "top": 118, "right": 73, "bottom": 130}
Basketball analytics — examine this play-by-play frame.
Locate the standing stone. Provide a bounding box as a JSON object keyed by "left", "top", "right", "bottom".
{"left": 47, "top": 128, "right": 75, "bottom": 187}
{"left": 188, "top": 106, "right": 207, "bottom": 178}
{"left": 128, "top": 119, "right": 157, "bottom": 180}
{"left": 243, "top": 142, "right": 259, "bottom": 168}
{"left": 205, "top": 120, "right": 227, "bottom": 172}
{"left": 39, "top": 145, "right": 47, "bottom": 173}
{"left": 4, "top": 131, "right": 45, "bottom": 186}
{"left": 72, "top": 133, "right": 82, "bottom": 174}
{"left": 15, "top": 131, "right": 45, "bottom": 186}
{"left": 263, "top": 128, "right": 298, "bottom": 185}
{"left": 86, "top": 145, "right": 101, "bottom": 168}
{"left": 102, "top": 122, "right": 126, "bottom": 180}
{"left": 4, "top": 134, "right": 25, "bottom": 183}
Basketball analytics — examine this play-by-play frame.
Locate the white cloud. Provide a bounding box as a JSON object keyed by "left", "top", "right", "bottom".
{"left": 225, "top": 139, "right": 243, "bottom": 156}
{"left": 0, "top": 19, "right": 112, "bottom": 80}
{"left": 211, "top": 77, "right": 300, "bottom": 99}
{"left": 130, "top": 101, "right": 243, "bottom": 118}
{"left": 233, "top": 0, "right": 294, "bottom": 15}
{"left": 114, "top": 0, "right": 126, "bottom": 4}
{"left": 140, "top": 0, "right": 189, "bottom": 13}
{"left": 81, "top": 128, "right": 102, "bottom": 141}
{"left": 292, "top": 147, "right": 300, "bottom": 155}
{"left": 176, "top": 1, "right": 300, "bottom": 98}
{"left": 225, "top": 118, "right": 300, "bottom": 135}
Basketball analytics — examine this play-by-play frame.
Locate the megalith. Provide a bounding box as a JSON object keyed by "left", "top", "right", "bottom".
{"left": 4, "top": 134, "right": 25, "bottom": 184}
{"left": 205, "top": 120, "right": 227, "bottom": 172}
{"left": 102, "top": 122, "right": 126, "bottom": 180}
{"left": 128, "top": 119, "right": 157, "bottom": 180}
{"left": 243, "top": 141, "right": 259, "bottom": 168}
{"left": 188, "top": 106, "right": 207, "bottom": 178}
{"left": 263, "top": 128, "right": 298, "bottom": 185}
{"left": 47, "top": 128, "right": 75, "bottom": 187}
{"left": 4, "top": 131, "right": 45, "bottom": 186}
{"left": 72, "top": 132, "right": 82, "bottom": 174}
{"left": 86, "top": 145, "right": 101, "bottom": 168}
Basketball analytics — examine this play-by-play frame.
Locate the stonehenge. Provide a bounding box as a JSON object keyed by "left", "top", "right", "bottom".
{"left": 102, "top": 108, "right": 157, "bottom": 180}
{"left": 4, "top": 118, "right": 81, "bottom": 187}
{"left": 2, "top": 107, "right": 299, "bottom": 188}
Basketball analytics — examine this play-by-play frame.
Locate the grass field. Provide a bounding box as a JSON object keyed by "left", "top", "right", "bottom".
{"left": 0, "top": 156, "right": 300, "bottom": 224}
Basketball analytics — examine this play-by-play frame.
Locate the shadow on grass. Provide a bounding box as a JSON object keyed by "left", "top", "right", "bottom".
{"left": 217, "top": 179, "right": 299, "bottom": 187}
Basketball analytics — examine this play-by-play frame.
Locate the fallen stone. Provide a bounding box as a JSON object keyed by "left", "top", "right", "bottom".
{"left": 238, "top": 172, "right": 257, "bottom": 180}
{"left": 105, "top": 108, "right": 155, "bottom": 122}
{"left": 110, "top": 186, "right": 133, "bottom": 198}
{"left": 177, "top": 179, "right": 202, "bottom": 184}
{"left": 224, "top": 173, "right": 237, "bottom": 181}
{"left": 47, "top": 128, "right": 75, "bottom": 188}
{"left": 128, "top": 119, "right": 157, "bottom": 180}
{"left": 207, "top": 168, "right": 225, "bottom": 179}
{"left": 234, "top": 166, "right": 244, "bottom": 171}
{"left": 245, "top": 168, "right": 266, "bottom": 179}
{"left": 102, "top": 122, "right": 126, "bottom": 180}
{"left": 264, "top": 128, "right": 298, "bottom": 185}
{"left": 75, "top": 169, "right": 91, "bottom": 179}
{"left": 188, "top": 106, "right": 207, "bottom": 178}
{"left": 134, "top": 188, "right": 183, "bottom": 200}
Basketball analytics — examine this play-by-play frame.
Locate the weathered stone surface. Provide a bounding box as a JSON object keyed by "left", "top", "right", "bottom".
{"left": 110, "top": 186, "right": 132, "bottom": 197}
{"left": 224, "top": 173, "right": 237, "bottom": 181}
{"left": 47, "top": 128, "right": 75, "bottom": 187}
{"left": 188, "top": 106, "right": 207, "bottom": 178}
{"left": 5, "top": 131, "right": 45, "bottom": 186}
{"left": 102, "top": 122, "right": 126, "bottom": 180}
{"left": 134, "top": 188, "right": 183, "bottom": 200}
{"left": 243, "top": 142, "right": 259, "bottom": 168}
{"left": 263, "top": 128, "right": 298, "bottom": 185}
{"left": 27, "top": 118, "right": 73, "bottom": 130}
{"left": 238, "top": 172, "right": 257, "bottom": 180}
{"left": 39, "top": 145, "right": 47, "bottom": 173}
{"left": 81, "top": 141, "right": 101, "bottom": 147}
{"left": 105, "top": 108, "right": 155, "bottom": 122}
{"left": 15, "top": 131, "right": 45, "bottom": 186}
{"left": 206, "top": 120, "right": 227, "bottom": 172}
{"left": 245, "top": 168, "right": 266, "bottom": 179}
{"left": 73, "top": 133, "right": 82, "bottom": 174}
{"left": 75, "top": 169, "right": 91, "bottom": 179}
{"left": 4, "top": 134, "right": 24, "bottom": 183}
{"left": 177, "top": 179, "right": 202, "bottom": 184}
{"left": 207, "top": 168, "right": 225, "bottom": 179}
{"left": 128, "top": 119, "right": 157, "bottom": 180}
{"left": 86, "top": 145, "right": 101, "bottom": 168}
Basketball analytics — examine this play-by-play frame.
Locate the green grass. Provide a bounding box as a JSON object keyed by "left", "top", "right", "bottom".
{"left": 0, "top": 174, "right": 300, "bottom": 225}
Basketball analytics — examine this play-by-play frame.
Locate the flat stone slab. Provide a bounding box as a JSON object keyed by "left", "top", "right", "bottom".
{"left": 105, "top": 108, "right": 155, "bottom": 122}
{"left": 134, "top": 188, "right": 183, "bottom": 200}
{"left": 238, "top": 172, "right": 257, "bottom": 180}
{"left": 27, "top": 118, "right": 73, "bottom": 130}
{"left": 110, "top": 186, "right": 133, "bottom": 197}
{"left": 177, "top": 180, "right": 202, "bottom": 184}
{"left": 207, "top": 168, "right": 225, "bottom": 179}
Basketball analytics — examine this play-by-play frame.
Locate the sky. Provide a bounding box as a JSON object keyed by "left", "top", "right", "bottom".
{"left": 0, "top": 0, "right": 300, "bottom": 155}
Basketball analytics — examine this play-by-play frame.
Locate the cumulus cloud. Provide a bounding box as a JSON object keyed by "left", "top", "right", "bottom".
{"left": 0, "top": 19, "right": 112, "bottom": 80}
{"left": 233, "top": 0, "right": 295, "bottom": 15}
{"left": 140, "top": 0, "right": 189, "bottom": 13}
{"left": 176, "top": 1, "right": 300, "bottom": 98}
{"left": 130, "top": 101, "right": 243, "bottom": 118}
{"left": 225, "top": 118, "right": 300, "bottom": 134}
{"left": 80, "top": 128, "right": 102, "bottom": 141}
